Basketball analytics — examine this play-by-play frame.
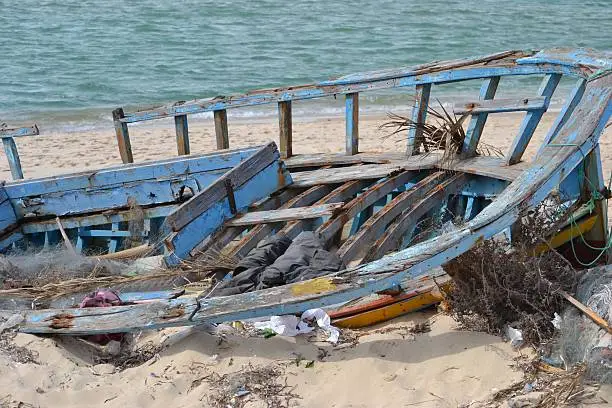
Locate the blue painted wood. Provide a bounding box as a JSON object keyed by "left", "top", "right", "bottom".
{"left": 164, "top": 160, "right": 291, "bottom": 264}
{"left": 4, "top": 147, "right": 258, "bottom": 197}
{"left": 455, "top": 96, "right": 548, "bottom": 115}
{"left": 462, "top": 76, "right": 500, "bottom": 155}
{"left": 0, "top": 125, "right": 39, "bottom": 138}
{"left": 345, "top": 93, "right": 359, "bottom": 155}
{"left": 406, "top": 83, "right": 432, "bottom": 156}
{"left": 21, "top": 206, "right": 174, "bottom": 234}
{"left": 11, "top": 173, "right": 223, "bottom": 219}
{"left": 506, "top": 74, "right": 562, "bottom": 165}
{"left": 536, "top": 78, "right": 587, "bottom": 156}
{"left": 0, "top": 198, "right": 18, "bottom": 235}
{"left": 112, "top": 108, "right": 133, "bottom": 164}
{"left": 174, "top": 115, "right": 190, "bottom": 155}
{"left": 516, "top": 48, "right": 612, "bottom": 71}
{"left": 77, "top": 229, "right": 140, "bottom": 238}
{"left": 119, "top": 62, "right": 588, "bottom": 125}
{"left": 2, "top": 138, "right": 24, "bottom": 180}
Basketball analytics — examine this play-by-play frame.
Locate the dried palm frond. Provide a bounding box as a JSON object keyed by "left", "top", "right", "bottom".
{"left": 379, "top": 99, "right": 503, "bottom": 166}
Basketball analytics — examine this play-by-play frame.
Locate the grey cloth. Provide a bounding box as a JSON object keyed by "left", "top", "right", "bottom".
{"left": 212, "top": 232, "right": 344, "bottom": 297}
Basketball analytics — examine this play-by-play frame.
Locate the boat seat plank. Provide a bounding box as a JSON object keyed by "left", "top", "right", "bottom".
{"left": 453, "top": 96, "right": 546, "bottom": 115}
{"left": 226, "top": 203, "right": 342, "bottom": 227}
{"left": 228, "top": 185, "right": 334, "bottom": 258}
{"left": 278, "top": 180, "right": 371, "bottom": 240}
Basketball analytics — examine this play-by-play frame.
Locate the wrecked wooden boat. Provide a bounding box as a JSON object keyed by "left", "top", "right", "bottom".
{"left": 0, "top": 47, "right": 610, "bottom": 335}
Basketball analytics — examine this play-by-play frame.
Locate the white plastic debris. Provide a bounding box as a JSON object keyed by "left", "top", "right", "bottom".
{"left": 253, "top": 308, "right": 340, "bottom": 343}
{"left": 551, "top": 312, "right": 562, "bottom": 330}
{"left": 505, "top": 326, "right": 523, "bottom": 348}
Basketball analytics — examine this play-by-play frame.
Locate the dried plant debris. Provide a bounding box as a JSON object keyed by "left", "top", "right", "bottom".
{"left": 379, "top": 101, "right": 503, "bottom": 165}
{"left": 444, "top": 201, "right": 578, "bottom": 346}
{"left": 0, "top": 332, "right": 39, "bottom": 365}
{"left": 95, "top": 340, "right": 164, "bottom": 371}
{"left": 0, "top": 395, "right": 36, "bottom": 408}
{"left": 202, "top": 363, "right": 300, "bottom": 408}
{"left": 467, "top": 363, "right": 607, "bottom": 407}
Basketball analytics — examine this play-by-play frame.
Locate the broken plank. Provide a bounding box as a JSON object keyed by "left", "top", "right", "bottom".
{"left": 0, "top": 125, "right": 39, "bottom": 138}
{"left": 278, "top": 180, "right": 371, "bottom": 240}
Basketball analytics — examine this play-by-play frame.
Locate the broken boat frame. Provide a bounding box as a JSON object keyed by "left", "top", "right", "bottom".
{"left": 0, "top": 48, "right": 611, "bottom": 335}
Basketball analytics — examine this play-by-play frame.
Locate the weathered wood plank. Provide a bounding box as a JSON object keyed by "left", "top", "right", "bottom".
{"left": 536, "top": 78, "right": 586, "bottom": 156}
{"left": 462, "top": 76, "right": 500, "bottom": 155}
{"left": 174, "top": 115, "right": 190, "bottom": 155}
{"left": 2, "top": 138, "right": 24, "bottom": 180}
{"left": 454, "top": 96, "right": 546, "bottom": 114}
{"left": 226, "top": 203, "right": 342, "bottom": 227}
{"left": 163, "top": 143, "right": 283, "bottom": 232}
{"left": 0, "top": 125, "right": 39, "bottom": 138}
{"left": 365, "top": 174, "right": 467, "bottom": 261}
{"left": 112, "top": 108, "right": 134, "bottom": 164}
{"left": 228, "top": 185, "right": 333, "bottom": 259}
{"left": 278, "top": 101, "right": 292, "bottom": 159}
{"left": 506, "top": 74, "right": 561, "bottom": 165}
{"left": 214, "top": 109, "right": 229, "bottom": 150}
{"left": 345, "top": 93, "right": 359, "bottom": 155}
{"left": 516, "top": 48, "right": 612, "bottom": 71}
{"left": 406, "top": 84, "right": 431, "bottom": 156}
{"left": 284, "top": 152, "right": 406, "bottom": 169}
{"left": 316, "top": 171, "right": 418, "bottom": 245}
{"left": 337, "top": 172, "right": 447, "bottom": 263}
{"left": 5, "top": 147, "right": 259, "bottom": 197}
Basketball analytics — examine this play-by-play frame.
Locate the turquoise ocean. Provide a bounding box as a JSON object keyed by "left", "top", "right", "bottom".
{"left": 1, "top": 0, "right": 610, "bottom": 131}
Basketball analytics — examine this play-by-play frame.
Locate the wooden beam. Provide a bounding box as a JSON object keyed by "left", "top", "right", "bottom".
{"left": 337, "top": 172, "right": 446, "bottom": 263}
{"left": 462, "top": 76, "right": 500, "bottom": 155}
{"left": 345, "top": 93, "right": 359, "bottom": 155}
{"left": 174, "top": 115, "right": 190, "bottom": 155}
{"left": 454, "top": 96, "right": 546, "bottom": 115}
{"left": 226, "top": 203, "right": 342, "bottom": 227}
{"left": 506, "top": 73, "right": 561, "bottom": 165}
{"left": 2, "top": 137, "right": 24, "bottom": 180}
{"left": 581, "top": 146, "right": 609, "bottom": 257}
{"left": 364, "top": 174, "right": 467, "bottom": 261}
{"left": 406, "top": 83, "right": 431, "bottom": 156}
{"left": 278, "top": 101, "right": 292, "bottom": 159}
{"left": 112, "top": 108, "right": 134, "bottom": 164}
{"left": 214, "top": 109, "right": 229, "bottom": 150}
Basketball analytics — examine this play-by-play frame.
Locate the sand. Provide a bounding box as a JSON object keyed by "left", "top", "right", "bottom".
{"left": 0, "top": 112, "right": 611, "bottom": 407}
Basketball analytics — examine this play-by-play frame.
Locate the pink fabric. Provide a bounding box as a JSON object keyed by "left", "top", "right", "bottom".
{"left": 79, "top": 290, "right": 124, "bottom": 345}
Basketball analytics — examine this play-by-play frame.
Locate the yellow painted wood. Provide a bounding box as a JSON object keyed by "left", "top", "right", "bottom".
{"left": 333, "top": 289, "right": 444, "bottom": 328}
{"left": 532, "top": 214, "right": 597, "bottom": 255}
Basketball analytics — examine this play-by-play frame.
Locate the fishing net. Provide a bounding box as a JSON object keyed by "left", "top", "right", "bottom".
{"left": 558, "top": 266, "right": 612, "bottom": 383}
